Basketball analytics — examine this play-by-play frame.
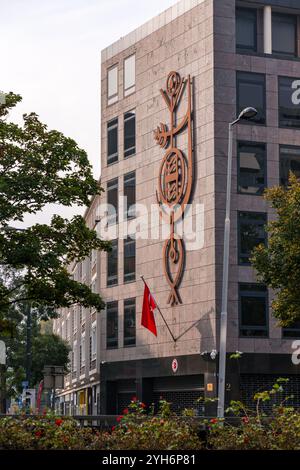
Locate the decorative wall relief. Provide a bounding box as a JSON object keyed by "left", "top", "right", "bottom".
{"left": 154, "top": 71, "right": 193, "bottom": 306}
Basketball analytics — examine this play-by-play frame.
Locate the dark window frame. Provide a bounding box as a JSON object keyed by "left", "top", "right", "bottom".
{"left": 107, "top": 239, "right": 118, "bottom": 287}
{"left": 124, "top": 171, "right": 136, "bottom": 220}
{"left": 272, "top": 12, "right": 297, "bottom": 58}
{"left": 279, "top": 144, "right": 300, "bottom": 186}
{"left": 123, "top": 298, "right": 136, "bottom": 347}
{"left": 107, "top": 118, "right": 118, "bottom": 165}
{"left": 106, "top": 301, "right": 118, "bottom": 349}
{"left": 124, "top": 237, "right": 136, "bottom": 284}
{"left": 237, "top": 140, "right": 267, "bottom": 196}
{"left": 236, "top": 71, "right": 266, "bottom": 126}
{"left": 107, "top": 177, "right": 118, "bottom": 226}
{"left": 238, "top": 211, "right": 267, "bottom": 266}
{"left": 236, "top": 7, "right": 258, "bottom": 54}
{"left": 282, "top": 321, "right": 300, "bottom": 339}
{"left": 124, "top": 110, "right": 136, "bottom": 158}
{"left": 278, "top": 76, "right": 300, "bottom": 130}
{"left": 239, "top": 283, "right": 269, "bottom": 338}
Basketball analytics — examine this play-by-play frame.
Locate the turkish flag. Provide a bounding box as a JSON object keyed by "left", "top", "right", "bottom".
{"left": 141, "top": 282, "right": 157, "bottom": 336}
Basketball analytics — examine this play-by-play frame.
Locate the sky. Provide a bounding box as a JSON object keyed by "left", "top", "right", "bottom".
{"left": 0, "top": 0, "right": 177, "bottom": 225}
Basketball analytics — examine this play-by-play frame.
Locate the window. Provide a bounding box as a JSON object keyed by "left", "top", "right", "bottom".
{"left": 124, "top": 298, "right": 136, "bottom": 347}
{"left": 107, "top": 118, "right": 118, "bottom": 165}
{"left": 239, "top": 284, "right": 268, "bottom": 337}
{"left": 124, "top": 110, "right": 136, "bottom": 158}
{"left": 238, "top": 141, "right": 266, "bottom": 195}
{"left": 280, "top": 145, "right": 300, "bottom": 186}
{"left": 236, "top": 8, "right": 257, "bottom": 53}
{"left": 124, "top": 237, "right": 136, "bottom": 283}
{"left": 124, "top": 54, "right": 135, "bottom": 96}
{"left": 107, "top": 301, "right": 118, "bottom": 349}
{"left": 73, "top": 341, "right": 77, "bottom": 372}
{"left": 124, "top": 171, "right": 136, "bottom": 219}
{"left": 80, "top": 336, "right": 85, "bottom": 367}
{"left": 238, "top": 212, "right": 267, "bottom": 265}
{"left": 107, "top": 239, "right": 118, "bottom": 286}
{"left": 107, "top": 178, "right": 118, "bottom": 225}
{"left": 91, "top": 325, "right": 97, "bottom": 357}
{"left": 272, "top": 13, "right": 297, "bottom": 57}
{"left": 237, "top": 72, "right": 266, "bottom": 125}
{"left": 283, "top": 320, "right": 300, "bottom": 338}
{"left": 108, "top": 65, "right": 118, "bottom": 105}
{"left": 279, "top": 77, "right": 300, "bottom": 129}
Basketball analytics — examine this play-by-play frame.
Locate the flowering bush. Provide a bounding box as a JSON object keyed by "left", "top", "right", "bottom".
{"left": 0, "top": 415, "right": 107, "bottom": 450}
{"left": 207, "top": 378, "right": 300, "bottom": 450}
{"left": 107, "top": 398, "right": 202, "bottom": 450}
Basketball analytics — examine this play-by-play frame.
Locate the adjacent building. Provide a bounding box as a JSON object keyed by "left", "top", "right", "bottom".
{"left": 55, "top": 0, "right": 300, "bottom": 416}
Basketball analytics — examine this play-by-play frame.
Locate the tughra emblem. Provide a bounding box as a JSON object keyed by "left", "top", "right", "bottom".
{"left": 154, "top": 71, "right": 193, "bottom": 306}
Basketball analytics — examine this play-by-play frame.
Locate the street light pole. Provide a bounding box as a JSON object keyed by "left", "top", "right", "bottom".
{"left": 217, "top": 107, "right": 258, "bottom": 419}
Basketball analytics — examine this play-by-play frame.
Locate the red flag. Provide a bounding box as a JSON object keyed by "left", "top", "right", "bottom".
{"left": 141, "top": 282, "right": 157, "bottom": 336}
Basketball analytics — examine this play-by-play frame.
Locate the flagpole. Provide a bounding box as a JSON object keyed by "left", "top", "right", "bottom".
{"left": 140, "top": 276, "right": 177, "bottom": 343}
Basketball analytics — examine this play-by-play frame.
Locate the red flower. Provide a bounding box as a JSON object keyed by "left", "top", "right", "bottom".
{"left": 244, "top": 436, "right": 250, "bottom": 444}
{"left": 131, "top": 396, "right": 137, "bottom": 402}
{"left": 55, "top": 418, "right": 63, "bottom": 426}
{"left": 140, "top": 402, "right": 146, "bottom": 409}
{"left": 116, "top": 415, "right": 123, "bottom": 422}
{"left": 112, "top": 425, "right": 116, "bottom": 431}
{"left": 42, "top": 409, "right": 47, "bottom": 416}
{"left": 242, "top": 416, "right": 249, "bottom": 424}
{"left": 123, "top": 408, "right": 129, "bottom": 415}
{"left": 35, "top": 430, "right": 43, "bottom": 438}
{"left": 210, "top": 418, "right": 218, "bottom": 424}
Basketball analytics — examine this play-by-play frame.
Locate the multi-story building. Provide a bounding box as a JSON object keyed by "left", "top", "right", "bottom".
{"left": 53, "top": 195, "right": 102, "bottom": 415}
{"left": 56, "top": 0, "right": 300, "bottom": 416}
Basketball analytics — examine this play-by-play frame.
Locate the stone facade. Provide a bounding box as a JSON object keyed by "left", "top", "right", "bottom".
{"left": 55, "top": 0, "right": 300, "bottom": 415}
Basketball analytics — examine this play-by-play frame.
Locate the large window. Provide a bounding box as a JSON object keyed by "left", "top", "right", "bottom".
{"left": 280, "top": 145, "right": 300, "bottom": 186}
{"left": 124, "top": 298, "right": 136, "bottom": 347}
{"left": 107, "top": 118, "right": 118, "bottom": 165}
{"left": 124, "top": 110, "right": 136, "bottom": 158}
{"left": 107, "top": 239, "right": 118, "bottom": 286}
{"left": 272, "top": 13, "right": 297, "bottom": 57}
{"left": 237, "top": 72, "right": 266, "bottom": 125}
{"left": 279, "top": 77, "right": 300, "bottom": 129}
{"left": 124, "top": 237, "right": 136, "bottom": 283}
{"left": 106, "top": 301, "right": 118, "bottom": 349}
{"left": 124, "top": 171, "right": 136, "bottom": 219}
{"left": 236, "top": 8, "right": 257, "bottom": 53}
{"left": 238, "top": 141, "right": 266, "bottom": 195}
{"left": 124, "top": 54, "right": 135, "bottom": 96}
{"left": 283, "top": 321, "right": 300, "bottom": 339}
{"left": 239, "top": 284, "right": 268, "bottom": 337}
{"left": 107, "top": 178, "right": 118, "bottom": 225}
{"left": 238, "top": 211, "right": 267, "bottom": 265}
{"left": 108, "top": 65, "right": 118, "bottom": 105}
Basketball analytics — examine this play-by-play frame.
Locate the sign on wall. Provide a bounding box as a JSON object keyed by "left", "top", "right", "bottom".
{"left": 154, "top": 71, "right": 194, "bottom": 306}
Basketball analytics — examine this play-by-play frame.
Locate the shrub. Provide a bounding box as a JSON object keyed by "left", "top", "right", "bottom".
{"left": 207, "top": 378, "right": 300, "bottom": 450}
{"left": 107, "top": 398, "right": 203, "bottom": 450}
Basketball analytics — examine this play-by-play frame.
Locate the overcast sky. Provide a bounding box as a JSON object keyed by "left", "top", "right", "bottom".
{"left": 1, "top": 0, "right": 177, "bottom": 225}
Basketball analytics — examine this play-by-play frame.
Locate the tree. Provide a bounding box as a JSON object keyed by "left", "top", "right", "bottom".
{"left": 251, "top": 174, "right": 300, "bottom": 326}
{"left": 6, "top": 313, "right": 70, "bottom": 394}
{"left": 0, "top": 92, "right": 110, "bottom": 319}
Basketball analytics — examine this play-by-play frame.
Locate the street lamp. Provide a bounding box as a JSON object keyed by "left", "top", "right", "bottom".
{"left": 217, "top": 106, "right": 258, "bottom": 419}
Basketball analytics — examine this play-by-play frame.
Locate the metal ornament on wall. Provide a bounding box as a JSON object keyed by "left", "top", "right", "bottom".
{"left": 154, "top": 71, "right": 193, "bottom": 306}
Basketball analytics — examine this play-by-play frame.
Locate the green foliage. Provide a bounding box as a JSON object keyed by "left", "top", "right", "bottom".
{"left": 0, "top": 415, "right": 106, "bottom": 450}
{"left": 251, "top": 174, "right": 300, "bottom": 325}
{"left": 207, "top": 378, "right": 300, "bottom": 450}
{"left": 107, "top": 398, "right": 202, "bottom": 450}
{"left": 5, "top": 312, "right": 70, "bottom": 392}
{"left": 0, "top": 93, "right": 110, "bottom": 317}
